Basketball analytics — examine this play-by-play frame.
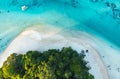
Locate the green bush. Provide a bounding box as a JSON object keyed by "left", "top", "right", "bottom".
{"left": 0, "top": 47, "right": 94, "bottom": 79}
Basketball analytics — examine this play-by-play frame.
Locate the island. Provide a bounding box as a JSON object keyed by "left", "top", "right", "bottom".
{"left": 0, "top": 47, "right": 94, "bottom": 79}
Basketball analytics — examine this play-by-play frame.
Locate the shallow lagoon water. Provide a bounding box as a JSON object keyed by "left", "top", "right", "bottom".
{"left": 0, "top": 0, "right": 120, "bottom": 48}
{"left": 0, "top": 0, "right": 120, "bottom": 79}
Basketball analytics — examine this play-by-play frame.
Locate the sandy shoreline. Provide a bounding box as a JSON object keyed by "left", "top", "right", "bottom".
{"left": 0, "top": 26, "right": 109, "bottom": 79}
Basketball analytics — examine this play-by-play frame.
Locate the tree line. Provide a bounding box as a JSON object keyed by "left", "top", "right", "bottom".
{"left": 0, "top": 47, "right": 94, "bottom": 79}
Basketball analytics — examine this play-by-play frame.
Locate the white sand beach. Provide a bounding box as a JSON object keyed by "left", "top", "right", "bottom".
{"left": 0, "top": 24, "right": 109, "bottom": 79}
{"left": 0, "top": 0, "right": 120, "bottom": 79}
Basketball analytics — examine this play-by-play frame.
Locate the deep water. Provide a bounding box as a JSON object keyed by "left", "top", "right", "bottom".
{"left": 0, "top": 0, "right": 120, "bottom": 53}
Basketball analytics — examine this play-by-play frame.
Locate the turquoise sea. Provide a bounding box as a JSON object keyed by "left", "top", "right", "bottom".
{"left": 1, "top": 0, "right": 120, "bottom": 79}
{"left": 0, "top": 0, "right": 120, "bottom": 53}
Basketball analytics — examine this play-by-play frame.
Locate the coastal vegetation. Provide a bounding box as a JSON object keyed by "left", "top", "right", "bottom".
{"left": 0, "top": 47, "right": 94, "bottom": 79}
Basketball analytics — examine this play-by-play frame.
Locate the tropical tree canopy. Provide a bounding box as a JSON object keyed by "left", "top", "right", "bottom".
{"left": 0, "top": 47, "right": 94, "bottom": 79}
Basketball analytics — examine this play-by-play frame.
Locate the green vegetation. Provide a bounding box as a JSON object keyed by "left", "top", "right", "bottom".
{"left": 0, "top": 47, "right": 94, "bottom": 79}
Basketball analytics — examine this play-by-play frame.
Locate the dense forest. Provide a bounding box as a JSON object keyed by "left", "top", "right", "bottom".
{"left": 0, "top": 47, "right": 94, "bottom": 79}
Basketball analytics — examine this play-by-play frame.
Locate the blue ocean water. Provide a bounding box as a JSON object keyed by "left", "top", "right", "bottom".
{"left": 0, "top": 0, "right": 120, "bottom": 53}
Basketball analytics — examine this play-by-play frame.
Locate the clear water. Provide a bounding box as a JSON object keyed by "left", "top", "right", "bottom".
{"left": 1, "top": 0, "right": 120, "bottom": 79}
{"left": 0, "top": 0, "right": 120, "bottom": 52}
